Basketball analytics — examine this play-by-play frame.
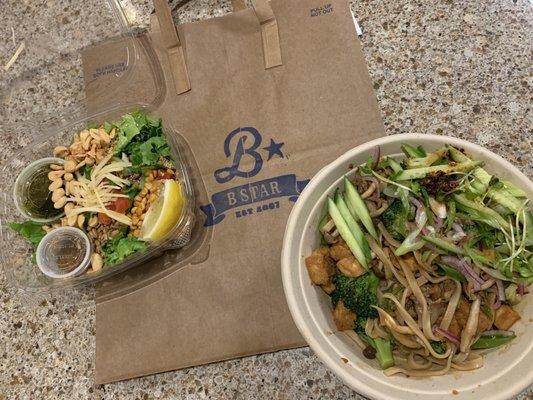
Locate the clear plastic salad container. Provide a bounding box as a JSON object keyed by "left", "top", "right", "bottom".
{"left": 0, "top": 0, "right": 199, "bottom": 299}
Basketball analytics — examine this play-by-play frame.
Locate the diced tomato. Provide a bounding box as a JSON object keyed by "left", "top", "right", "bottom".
{"left": 97, "top": 195, "right": 131, "bottom": 225}
{"left": 113, "top": 197, "right": 130, "bottom": 214}
{"left": 156, "top": 170, "right": 174, "bottom": 180}
{"left": 98, "top": 212, "right": 113, "bottom": 225}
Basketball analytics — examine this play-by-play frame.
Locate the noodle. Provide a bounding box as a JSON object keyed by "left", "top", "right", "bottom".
{"left": 377, "top": 222, "right": 401, "bottom": 247}
{"left": 397, "top": 256, "right": 440, "bottom": 341}
{"left": 383, "top": 293, "right": 451, "bottom": 359}
{"left": 407, "top": 353, "right": 433, "bottom": 370}
{"left": 439, "top": 280, "right": 462, "bottom": 330}
{"left": 384, "top": 348, "right": 455, "bottom": 377}
{"left": 374, "top": 306, "right": 413, "bottom": 335}
{"left": 460, "top": 297, "right": 480, "bottom": 353}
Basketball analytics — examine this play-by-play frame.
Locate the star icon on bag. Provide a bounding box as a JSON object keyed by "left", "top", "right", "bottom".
{"left": 263, "top": 138, "right": 285, "bottom": 161}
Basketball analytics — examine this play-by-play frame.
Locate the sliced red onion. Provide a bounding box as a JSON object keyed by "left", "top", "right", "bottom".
{"left": 435, "top": 327, "right": 461, "bottom": 346}
{"left": 409, "top": 197, "right": 427, "bottom": 228}
{"left": 441, "top": 256, "right": 485, "bottom": 289}
{"left": 421, "top": 227, "right": 430, "bottom": 236}
{"left": 371, "top": 146, "right": 381, "bottom": 169}
{"left": 489, "top": 286, "right": 502, "bottom": 310}
{"left": 433, "top": 216, "right": 443, "bottom": 231}
{"left": 518, "top": 283, "right": 529, "bottom": 295}
{"left": 452, "top": 222, "right": 465, "bottom": 236}
{"left": 410, "top": 196, "right": 423, "bottom": 209}
{"left": 495, "top": 279, "right": 506, "bottom": 302}
{"left": 461, "top": 259, "right": 485, "bottom": 286}
{"left": 429, "top": 197, "right": 447, "bottom": 219}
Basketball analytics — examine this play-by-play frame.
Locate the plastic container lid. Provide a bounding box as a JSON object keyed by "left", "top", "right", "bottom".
{"left": 0, "top": 0, "right": 163, "bottom": 133}
{"left": 36, "top": 227, "right": 92, "bottom": 279}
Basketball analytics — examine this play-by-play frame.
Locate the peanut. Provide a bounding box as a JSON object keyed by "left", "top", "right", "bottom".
{"left": 88, "top": 216, "right": 98, "bottom": 228}
{"left": 51, "top": 188, "right": 66, "bottom": 203}
{"left": 64, "top": 160, "right": 77, "bottom": 173}
{"left": 133, "top": 229, "right": 140, "bottom": 237}
{"left": 48, "top": 170, "right": 65, "bottom": 181}
{"left": 65, "top": 181, "right": 71, "bottom": 196}
{"left": 131, "top": 207, "right": 137, "bottom": 215}
{"left": 64, "top": 172, "right": 74, "bottom": 181}
{"left": 64, "top": 202, "right": 75, "bottom": 213}
{"left": 49, "top": 164, "right": 63, "bottom": 171}
{"left": 140, "top": 188, "right": 148, "bottom": 196}
{"left": 91, "top": 253, "right": 103, "bottom": 271}
{"left": 77, "top": 215, "right": 85, "bottom": 228}
{"left": 80, "top": 130, "right": 90, "bottom": 142}
{"left": 84, "top": 157, "right": 95, "bottom": 166}
{"left": 54, "top": 197, "right": 67, "bottom": 209}
{"left": 99, "top": 128, "right": 111, "bottom": 143}
{"left": 132, "top": 216, "right": 139, "bottom": 225}
{"left": 136, "top": 207, "right": 143, "bottom": 216}
{"left": 67, "top": 215, "right": 77, "bottom": 227}
{"left": 48, "top": 179, "right": 63, "bottom": 191}
{"left": 53, "top": 146, "right": 69, "bottom": 158}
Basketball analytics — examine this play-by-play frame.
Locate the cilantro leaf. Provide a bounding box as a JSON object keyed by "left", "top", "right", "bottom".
{"left": 102, "top": 232, "right": 146, "bottom": 266}
{"left": 113, "top": 111, "right": 160, "bottom": 154}
{"left": 8, "top": 221, "right": 46, "bottom": 248}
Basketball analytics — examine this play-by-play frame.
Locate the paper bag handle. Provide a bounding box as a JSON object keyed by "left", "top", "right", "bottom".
{"left": 153, "top": 0, "right": 282, "bottom": 95}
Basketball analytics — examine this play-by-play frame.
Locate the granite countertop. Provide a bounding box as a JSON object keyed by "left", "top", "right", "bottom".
{"left": 1, "top": 0, "right": 532, "bottom": 399}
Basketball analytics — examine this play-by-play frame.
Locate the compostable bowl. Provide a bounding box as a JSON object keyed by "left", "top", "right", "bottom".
{"left": 281, "top": 134, "right": 533, "bottom": 400}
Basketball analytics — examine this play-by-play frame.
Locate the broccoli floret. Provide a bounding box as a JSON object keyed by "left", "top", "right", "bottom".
{"left": 331, "top": 272, "right": 380, "bottom": 319}
{"left": 359, "top": 333, "right": 395, "bottom": 369}
{"left": 430, "top": 341, "right": 447, "bottom": 355}
{"left": 380, "top": 200, "right": 409, "bottom": 240}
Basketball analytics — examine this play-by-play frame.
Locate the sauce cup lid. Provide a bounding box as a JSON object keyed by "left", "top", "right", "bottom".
{"left": 36, "top": 227, "right": 92, "bottom": 279}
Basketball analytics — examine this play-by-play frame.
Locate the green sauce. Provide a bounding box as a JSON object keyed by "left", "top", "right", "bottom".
{"left": 21, "top": 165, "right": 63, "bottom": 220}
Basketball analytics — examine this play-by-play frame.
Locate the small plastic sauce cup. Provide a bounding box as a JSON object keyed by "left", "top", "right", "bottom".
{"left": 36, "top": 227, "right": 92, "bottom": 279}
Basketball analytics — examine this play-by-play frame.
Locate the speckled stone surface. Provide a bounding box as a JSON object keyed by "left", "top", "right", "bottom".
{"left": 0, "top": 0, "right": 532, "bottom": 399}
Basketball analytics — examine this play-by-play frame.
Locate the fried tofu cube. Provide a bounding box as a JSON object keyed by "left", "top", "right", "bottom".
{"left": 333, "top": 300, "right": 357, "bottom": 331}
{"left": 336, "top": 256, "right": 365, "bottom": 278}
{"left": 454, "top": 299, "right": 471, "bottom": 328}
{"left": 477, "top": 308, "right": 493, "bottom": 334}
{"left": 305, "top": 248, "right": 336, "bottom": 286}
{"left": 494, "top": 305, "right": 521, "bottom": 330}
{"left": 329, "top": 243, "right": 352, "bottom": 261}
{"left": 448, "top": 317, "right": 461, "bottom": 337}
{"left": 321, "top": 281, "right": 336, "bottom": 294}
{"left": 453, "top": 298, "right": 493, "bottom": 335}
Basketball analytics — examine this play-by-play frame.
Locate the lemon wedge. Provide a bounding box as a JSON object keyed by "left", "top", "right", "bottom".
{"left": 140, "top": 180, "right": 185, "bottom": 241}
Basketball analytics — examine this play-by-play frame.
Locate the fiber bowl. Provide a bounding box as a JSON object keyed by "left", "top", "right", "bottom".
{"left": 281, "top": 134, "right": 533, "bottom": 400}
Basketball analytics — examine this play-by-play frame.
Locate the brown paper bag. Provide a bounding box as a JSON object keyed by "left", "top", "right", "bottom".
{"left": 83, "top": 0, "right": 384, "bottom": 383}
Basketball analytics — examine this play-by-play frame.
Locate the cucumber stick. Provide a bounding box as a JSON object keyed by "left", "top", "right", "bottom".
{"left": 453, "top": 194, "right": 509, "bottom": 231}
{"left": 328, "top": 198, "right": 368, "bottom": 269}
{"left": 447, "top": 146, "right": 491, "bottom": 193}
{"left": 344, "top": 177, "right": 379, "bottom": 240}
{"left": 394, "top": 160, "right": 482, "bottom": 181}
{"left": 334, "top": 193, "right": 372, "bottom": 261}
